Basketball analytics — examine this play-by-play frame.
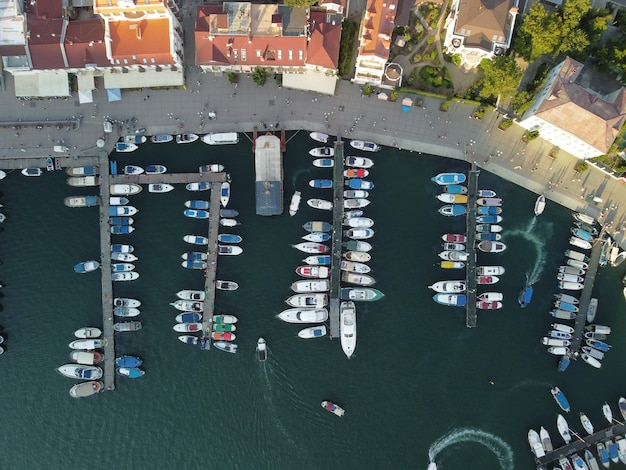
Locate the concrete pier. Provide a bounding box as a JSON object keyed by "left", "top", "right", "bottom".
{"left": 465, "top": 164, "right": 480, "bottom": 328}
{"left": 328, "top": 137, "right": 344, "bottom": 339}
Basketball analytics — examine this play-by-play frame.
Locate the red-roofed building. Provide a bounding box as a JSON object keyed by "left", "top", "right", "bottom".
{"left": 518, "top": 58, "right": 626, "bottom": 159}
{"left": 195, "top": 3, "right": 341, "bottom": 95}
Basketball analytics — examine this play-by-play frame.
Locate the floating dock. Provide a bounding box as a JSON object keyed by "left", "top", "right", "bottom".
{"left": 254, "top": 131, "right": 283, "bottom": 216}
{"left": 328, "top": 137, "right": 344, "bottom": 339}
{"left": 465, "top": 163, "right": 480, "bottom": 328}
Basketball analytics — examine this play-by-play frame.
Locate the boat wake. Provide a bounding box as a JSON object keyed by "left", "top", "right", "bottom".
{"left": 428, "top": 427, "right": 514, "bottom": 470}
{"left": 259, "top": 362, "right": 297, "bottom": 446}
{"left": 505, "top": 220, "right": 553, "bottom": 286}
{"left": 291, "top": 168, "right": 311, "bottom": 189}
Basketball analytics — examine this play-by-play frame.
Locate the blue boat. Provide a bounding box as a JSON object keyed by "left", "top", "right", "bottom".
{"left": 109, "top": 217, "right": 133, "bottom": 225}
{"left": 111, "top": 225, "right": 133, "bottom": 234}
{"left": 587, "top": 339, "right": 611, "bottom": 352}
{"left": 309, "top": 179, "right": 333, "bottom": 189}
{"left": 477, "top": 215, "right": 503, "bottom": 224}
{"left": 598, "top": 443, "right": 610, "bottom": 467}
{"left": 556, "top": 301, "right": 577, "bottom": 312}
{"left": 112, "top": 263, "right": 134, "bottom": 272}
{"left": 571, "top": 228, "right": 594, "bottom": 241}
{"left": 151, "top": 134, "right": 173, "bottom": 143}
{"left": 433, "top": 293, "right": 467, "bottom": 306}
{"left": 82, "top": 196, "right": 99, "bottom": 207}
{"left": 551, "top": 387, "right": 570, "bottom": 412}
{"left": 219, "top": 209, "right": 239, "bottom": 218}
{"left": 115, "top": 355, "right": 143, "bottom": 368}
{"left": 312, "top": 158, "right": 333, "bottom": 168}
{"left": 304, "top": 255, "right": 331, "bottom": 265}
{"left": 608, "top": 441, "right": 619, "bottom": 462}
{"left": 184, "top": 209, "right": 210, "bottom": 219}
{"left": 218, "top": 234, "right": 242, "bottom": 243}
{"left": 558, "top": 356, "right": 570, "bottom": 372}
{"left": 439, "top": 205, "right": 466, "bottom": 216}
{"left": 111, "top": 244, "right": 133, "bottom": 253}
{"left": 183, "top": 260, "right": 207, "bottom": 270}
{"left": 519, "top": 286, "right": 533, "bottom": 308}
{"left": 183, "top": 252, "right": 206, "bottom": 261}
{"left": 431, "top": 173, "right": 466, "bottom": 185}
{"left": 185, "top": 200, "right": 210, "bottom": 210}
{"left": 177, "top": 312, "right": 202, "bottom": 323}
{"left": 145, "top": 164, "right": 166, "bottom": 174}
{"left": 443, "top": 184, "right": 467, "bottom": 194}
{"left": 346, "top": 179, "right": 374, "bottom": 190}
{"left": 478, "top": 206, "right": 500, "bottom": 215}
{"left": 73, "top": 260, "right": 100, "bottom": 273}
{"left": 116, "top": 367, "right": 145, "bottom": 378}
{"left": 115, "top": 142, "right": 138, "bottom": 152}
{"left": 186, "top": 182, "right": 211, "bottom": 191}
{"left": 477, "top": 233, "right": 500, "bottom": 241}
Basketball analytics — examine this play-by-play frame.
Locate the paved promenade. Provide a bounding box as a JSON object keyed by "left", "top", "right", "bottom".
{"left": 0, "top": 71, "right": 625, "bottom": 247}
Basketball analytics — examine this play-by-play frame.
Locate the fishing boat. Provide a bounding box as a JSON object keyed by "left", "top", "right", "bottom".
{"left": 216, "top": 280, "right": 239, "bottom": 291}
{"left": 477, "top": 266, "right": 505, "bottom": 275}
{"left": 444, "top": 184, "right": 468, "bottom": 194}
{"left": 111, "top": 225, "right": 134, "bottom": 234}
{"left": 293, "top": 242, "right": 329, "bottom": 254}
{"left": 151, "top": 134, "right": 173, "bottom": 144}
{"left": 213, "top": 342, "right": 238, "bottom": 353}
{"left": 256, "top": 338, "right": 267, "bottom": 361}
{"left": 184, "top": 235, "right": 209, "bottom": 245}
{"left": 148, "top": 183, "right": 174, "bottom": 193}
{"left": 431, "top": 173, "right": 466, "bottom": 185}
{"left": 340, "top": 261, "right": 371, "bottom": 274}
{"left": 184, "top": 209, "right": 210, "bottom": 219}
{"left": 178, "top": 335, "right": 199, "bottom": 345}
{"left": 186, "top": 182, "right": 211, "bottom": 191}
{"left": 277, "top": 308, "right": 328, "bottom": 323}
{"left": 477, "top": 206, "right": 502, "bottom": 215}
{"left": 176, "top": 290, "right": 205, "bottom": 301}
{"left": 110, "top": 197, "right": 129, "bottom": 205}
{"left": 307, "top": 198, "right": 333, "bottom": 210}
{"left": 477, "top": 301, "right": 502, "bottom": 309}
{"left": 176, "top": 133, "right": 199, "bottom": 144}
{"left": 437, "top": 193, "right": 468, "bottom": 204}
{"left": 442, "top": 234, "right": 467, "bottom": 243}
{"left": 311, "top": 179, "right": 333, "bottom": 189}
{"left": 115, "top": 142, "right": 138, "bottom": 153}
{"left": 477, "top": 197, "right": 502, "bottom": 206}
{"left": 123, "top": 165, "right": 144, "bottom": 175}
{"left": 219, "top": 218, "right": 241, "bottom": 227}
{"left": 344, "top": 190, "right": 369, "bottom": 199}
{"left": 67, "top": 176, "right": 99, "bottom": 187}
{"left": 64, "top": 195, "right": 99, "bottom": 208}
{"left": 201, "top": 132, "right": 239, "bottom": 145}
{"left": 74, "top": 327, "right": 102, "bottom": 339}
{"left": 173, "top": 322, "right": 202, "bottom": 333}
{"left": 559, "top": 281, "right": 584, "bottom": 290}
{"left": 116, "top": 367, "right": 145, "bottom": 378}
{"left": 199, "top": 164, "right": 224, "bottom": 173}
{"left": 579, "top": 413, "right": 594, "bottom": 435}
{"left": 429, "top": 280, "right": 466, "bottom": 293}
{"left": 344, "top": 251, "right": 371, "bottom": 262}
{"left": 433, "top": 293, "right": 467, "bottom": 306}
{"left": 443, "top": 242, "right": 465, "bottom": 251}
{"left": 110, "top": 184, "right": 142, "bottom": 196}
{"left": 291, "top": 280, "right": 331, "bottom": 293}
{"left": 344, "top": 198, "right": 370, "bottom": 209}
{"left": 113, "top": 321, "right": 142, "bottom": 332}
{"left": 66, "top": 166, "right": 98, "bottom": 176}
{"left": 540, "top": 426, "right": 553, "bottom": 452}
{"left": 68, "top": 339, "right": 103, "bottom": 350}
{"left": 109, "top": 206, "right": 138, "bottom": 216}
{"left": 312, "top": 158, "right": 334, "bottom": 168}
{"left": 302, "top": 232, "right": 331, "bottom": 243}
{"left": 74, "top": 260, "right": 100, "bottom": 273}
{"left": 309, "top": 132, "right": 329, "bottom": 143}
{"left": 570, "top": 237, "right": 592, "bottom": 250}
{"left": 111, "top": 244, "right": 133, "bottom": 253}
{"left": 528, "top": 429, "right": 545, "bottom": 458}
{"left": 534, "top": 195, "right": 546, "bottom": 215}
{"left": 345, "top": 156, "right": 374, "bottom": 168}
{"left": 296, "top": 265, "right": 330, "bottom": 278}
{"left": 114, "top": 306, "right": 140, "bottom": 317}
{"left": 440, "top": 261, "right": 465, "bottom": 269}
{"left": 309, "top": 147, "right": 334, "bottom": 157}
{"left": 340, "top": 287, "right": 384, "bottom": 301}
{"left": 439, "top": 251, "right": 469, "bottom": 261}
{"left": 345, "top": 228, "right": 374, "bottom": 240}
{"left": 478, "top": 292, "right": 503, "bottom": 302}
{"left": 350, "top": 140, "right": 380, "bottom": 152}
{"left": 303, "top": 255, "right": 332, "bottom": 265}
{"left": 439, "top": 205, "right": 467, "bottom": 216}
{"left": 112, "top": 272, "right": 139, "bottom": 281}
{"left": 551, "top": 387, "right": 571, "bottom": 412}
{"left": 321, "top": 400, "right": 345, "bottom": 417}
{"left": 69, "top": 381, "right": 102, "bottom": 398}
{"left": 289, "top": 191, "right": 302, "bottom": 216}
{"left": 286, "top": 294, "right": 328, "bottom": 308}
{"left": 340, "top": 301, "right": 357, "bottom": 358}
{"left": 477, "top": 215, "right": 503, "bottom": 224}
{"left": 477, "top": 241, "right": 507, "bottom": 253}
{"left": 476, "top": 224, "right": 503, "bottom": 233}
{"left": 303, "top": 221, "right": 332, "bottom": 232}
{"left": 57, "top": 364, "right": 103, "bottom": 380}
{"left": 598, "top": 442, "right": 610, "bottom": 468}
{"left": 69, "top": 350, "right": 104, "bottom": 365}
{"left": 298, "top": 325, "right": 327, "bottom": 338}
{"left": 557, "top": 414, "right": 571, "bottom": 443}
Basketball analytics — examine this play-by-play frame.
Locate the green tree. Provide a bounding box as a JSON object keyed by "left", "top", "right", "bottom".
{"left": 252, "top": 68, "right": 268, "bottom": 86}
{"left": 283, "top": 0, "right": 317, "bottom": 7}
{"left": 515, "top": 3, "right": 561, "bottom": 61}
{"left": 227, "top": 71, "right": 238, "bottom": 84}
{"left": 477, "top": 56, "right": 523, "bottom": 102}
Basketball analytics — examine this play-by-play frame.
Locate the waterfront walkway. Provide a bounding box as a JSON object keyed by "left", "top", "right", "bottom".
{"left": 465, "top": 164, "right": 480, "bottom": 327}
{"left": 328, "top": 137, "right": 344, "bottom": 339}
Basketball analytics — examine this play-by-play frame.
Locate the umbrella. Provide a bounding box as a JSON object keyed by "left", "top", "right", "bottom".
{"left": 107, "top": 88, "right": 122, "bottom": 102}
{"left": 401, "top": 97, "right": 413, "bottom": 113}
{"left": 78, "top": 89, "right": 93, "bottom": 104}
{"left": 377, "top": 92, "right": 388, "bottom": 100}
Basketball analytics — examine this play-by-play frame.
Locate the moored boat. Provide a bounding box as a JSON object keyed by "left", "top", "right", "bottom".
{"left": 113, "top": 321, "right": 142, "bottom": 332}
{"left": 559, "top": 281, "right": 584, "bottom": 291}
{"left": 116, "top": 367, "right": 145, "bottom": 378}
{"left": 476, "top": 223, "right": 503, "bottom": 233}
{"left": 286, "top": 294, "right": 328, "bottom": 308}
{"left": 444, "top": 184, "right": 467, "bottom": 194}
{"left": 291, "top": 279, "right": 331, "bottom": 293}
{"left": 216, "top": 280, "right": 239, "bottom": 291}
{"left": 176, "top": 133, "right": 199, "bottom": 144}
{"left": 170, "top": 300, "right": 203, "bottom": 312}
{"left": 429, "top": 280, "right": 466, "bottom": 293}
{"left": 69, "top": 339, "right": 103, "bottom": 350}
{"left": 184, "top": 209, "right": 210, "bottom": 219}
{"left": 477, "top": 275, "right": 499, "bottom": 285}
{"left": 431, "top": 173, "right": 466, "bottom": 185}
{"left": 439, "top": 251, "right": 469, "bottom": 261}
{"left": 199, "top": 164, "right": 224, "bottom": 173}
{"left": 340, "top": 261, "right": 370, "bottom": 273}
{"left": 303, "top": 221, "right": 332, "bottom": 232}
{"left": 341, "top": 272, "right": 375, "bottom": 286}
{"left": 57, "top": 364, "right": 103, "bottom": 380}
{"left": 528, "top": 429, "right": 545, "bottom": 458}
{"left": 343, "top": 198, "right": 370, "bottom": 209}
{"left": 109, "top": 216, "right": 134, "bottom": 226}
{"left": 178, "top": 335, "right": 199, "bottom": 345}
{"left": 144, "top": 164, "right": 166, "bottom": 175}
{"left": 309, "top": 132, "right": 329, "bottom": 143}
{"left": 66, "top": 166, "right": 98, "bottom": 176}
{"left": 477, "top": 206, "right": 501, "bottom": 215}
{"left": 557, "top": 414, "right": 571, "bottom": 443}
{"left": 440, "top": 261, "right": 465, "bottom": 269}
{"left": 219, "top": 218, "right": 241, "bottom": 227}
{"left": 350, "top": 140, "right": 380, "bottom": 152}
{"left": 277, "top": 308, "right": 329, "bottom": 323}
{"left": 69, "top": 350, "right": 103, "bottom": 365}
{"left": 309, "top": 146, "right": 334, "bottom": 157}
{"left": 296, "top": 265, "right": 330, "bottom": 278}
{"left": 173, "top": 322, "right": 202, "bottom": 333}
{"left": 186, "top": 182, "right": 211, "bottom": 191}
{"left": 345, "top": 228, "right": 374, "bottom": 240}
{"left": 298, "top": 325, "right": 327, "bottom": 338}
{"left": 181, "top": 252, "right": 208, "bottom": 261}
{"left": 478, "top": 189, "right": 496, "bottom": 197}
{"left": 67, "top": 176, "right": 99, "bottom": 187}
{"left": 220, "top": 182, "right": 230, "bottom": 207}
{"left": 477, "top": 241, "right": 507, "bottom": 253}
{"left": 115, "top": 355, "right": 143, "bottom": 368}
{"left": 69, "top": 381, "right": 102, "bottom": 398}
{"left": 212, "top": 314, "right": 238, "bottom": 324}
{"left": 344, "top": 240, "right": 372, "bottom": 252}
{"left": 580, "top": 412, "right": 594, "bottom": 435}
{"left": 478, "top": 292, "right": 503, "bottom": 302}
{"left": 218, "top": 233, "right": 242, "bottom": 243}
{"left": 151, "top": 134, "right": 173, "bottom": 144}
{"left": 112, "top": 272, "right": 139, "bottom": 281}
{"left": 477, "top": 197, "right": 502, "bottom": 206}
{"left": 218, "top": 245, "right": 243, "bottom": 256}
{"left": 111, "top": 244, "right": 133, "bottom": 253}
{"left": 148, "top": 183, "right": 174, "bottom": 193}
{"left": 540, "top": 426, "right": 553, "bottom": 452}
{"left": 176, "top": 290, "right": 205, "bottom": 301}
{"left": 436, "top": 193, "right": 468, "bottom": 204}
{"left": 74, "top": 260, "right": 100, "bottom": 273}
{"left": 201, "top": 132, "right": 239, "bottom": 145}
{"left": 213, "top": 342, "right": 238, "bottom": 353}
{"left": 534, "top": 195, "right": 546, "bottom": 216}
{"left": 586, "top": 298, "right": 598, "bottom": 322}
{"left": 111, "top": 225, "right": 134, "bottom": 235}
{"left": 477, "top": 215, "right": 503, "bottom": 224}
{"left": 439, "top": 204, "right": 467, "bottom": 216}
{"left": 344, "top": 156, "right": 374, "bottom": 168}
{"left": 115, "top": 142, "right": 138, "bottom": 153}
{"left": 581, "top": 353, "right": 602, "bottom": 368}
{"left": 74, "top": 327, "right": 102, "bottom": 339}
{"left": 570, "top": 237, "right": 592, "bottom": 250}
{"left": 312, "top": 158, "right": 333, "bottom": 168}
{"left": 114, "top": 306, "right": 140, "bottom": 317}
{"left": 345, "top": 178, "right": 374, "bottom": 190}
{"left": 340, "top": 301, "right": 357, "bottom": 358}
{"left": 344, "top": 251, "right": 371, "bottom": 262}
{"left": 184, "top": 234, "right": 209, "bottom": 245}
{"left": 311, "top": 179, "right": 333, "bottom": 189}
{"left": 585, "top": 449, "right": 601, "bottom": 470}
{"left": 303, "top": 255, "right": 332, "bottom": 265}
{"left": 307, "top": 198, "right": 333, "bottom": 210}
{"left": 442, "top": 234, "right": 466, "bottom": 243}
{"left": 293, "top": 242, "right": 329, "bottom": 254}
{"left": 289, "top": 191, "right": 302, "bottom": 216}
{"left": 433, "top": 293, "right": 467, "bottom": 306}
{"left": 476, "top": 301, "right": 502, "bottom": 309}
{"left": 344, "top": 190, "right": 369, "bottom": 199}
{"left": 109, "top": 206, "right": 138, "bottom": 216}
{"left": 64, "top": 195, "right": 99, "bottom": 208}
{"left": 443, "top": 242, "right": 465, "bottom": 251}
{"left": 302, "top": 232, "right": 331, "bottom": 243}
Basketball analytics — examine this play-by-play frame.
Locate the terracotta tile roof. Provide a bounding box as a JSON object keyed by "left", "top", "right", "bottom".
{"left": 64, "top": 19, "right": 109, "bottom": 68}
{"left": 27, "top": 16, "right": 66, "bottom": 69}
{"left": 108, "top": 17, "right": 174, "bottom": 65}
{"left": 306, "top": 11, "right": 341, "bottom": 70}
{"left": 454, "top": 0, "right": 516, "bottom": 50}
{"left": 0, "top": 45, "right": 27, "bottom": 56}
{"left": 536, "top": 58, "right": 626, "bottom": 153}
{"left": 34, "top": 0, "right": 63, "bottom": 19}
{"left": 358, "top": 0, "right": 398, "bottom": 60}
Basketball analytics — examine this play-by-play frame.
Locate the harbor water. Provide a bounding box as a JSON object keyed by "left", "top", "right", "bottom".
{"left": 1, "top": 132, "right": 625, "bottom": 469}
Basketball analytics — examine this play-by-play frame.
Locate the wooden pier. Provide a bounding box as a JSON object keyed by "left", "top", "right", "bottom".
{"left": 536, "top": 419, "right": 626, "bottom": 468}
{"left": 98, "top": 151, "right": 116, "bottom": 391}
{"left": 110, "top": 172, "right": 225, "bottom": 184}
{"left": 465, "top": 163, "right": 480, "bottom": 328}
{"left": 569, "top": 231, "right": 605, "bottom": 353}
{"left": 328, "top": 137, "right": 344, "bottom": 339}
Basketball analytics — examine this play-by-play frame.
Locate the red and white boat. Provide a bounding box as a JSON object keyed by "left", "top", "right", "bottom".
{"left": 442, "top": 233, "right": 467, "bottom": 243}
{"left": 292, "top": 242, "right": 329, "bottom": 253}
{"left": 477, "top": 275, "right": 499, "bottom": 285}
{"left": 344, "top": 168, "right": 369, "bottom": 178}
{"left": 212, "top": 332, "right": 236, "bottom": 341}
{"left": 296, "top": 265, "right": 330, "bottom": 278}
{"left": 477, "top": 301, "right": 503, "bottom": 310}
{"left": 478, "top": 292, "right": 503, "bottom": 302}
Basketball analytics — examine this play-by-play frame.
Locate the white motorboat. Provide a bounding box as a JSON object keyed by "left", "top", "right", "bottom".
{"left": 201, "top": 132, "right": 239, "bottom": 145}
{"left": 540, "top": 426, "right": 553, "bottom": 452}
{"left": 111, "top": 244, "right": 133, "bottom": 253}
{"left": 344, "top": 190, "right": 369, "bottom": 199}
{"left": 257, "top": 338, "right": 267, "bottom": 361}
{"left": 478, "top": 292, "right": 503, "bottom": 302}
{"left": 309, "top": 132, "right": 329, "bottom": 143}
{"left": 344, "top": 198, "right": 370, "bottom": 209}
{"left": 176, "top": 133, "right": 199, "bottom": 144}
{"left": 109, "top": 206, "right": 138, "bottom": 216}
{"left": 346, "top": 217, "right": 374, "bottom": 228}
{"left": 219, "top": 218, "right": 240, "bottom": 227}
{"left": 116, "top": 142, "right": 138, "bottom": 153}
{"left": 110, "top": 197, "right": 128, "bottom": 205}
{"left": 580, "top": 412, "right": 594, "bottom": 435}
{"left": 291, "top": 280, "right": 330, "bottom": 293}
{"left": 216, "top": 280, "right": 239, "bottom": 291}
{"left": 581, "top": 353, "right": 602, "bottom": 368}
{"left": 111, "top": 263, "right": 135, "bottom": 272}
{"left": 184, "top": 234, "right": 209, "bottom": 245}
{"left": 557, "top": 414, "right": 571, "bottom": 444}
{"left": 586, "top": 298, "right": 598, "bottom": 323}
{"left": 568, "top": 259, "right": 589, "bottom": 270}
{"left": 114, "top": 306, "right": 140, "bottom": 317}
{"left": 350, "top": 140, "right": 380, "bottom": 152}
{"left": 302, "top": 232, "right": 331, "bottom": 243}
{"left": 547, "top": 346, "right": 570, "bottom": 355}
{"left": 296, "top": 265, "right": 330, "bottom": 278}
{"left": 551, "top": 323, "right": 575, "bottom": 334}
{"left": 213, "top": 314, "right": 238, "bottom": 324}
{"left": 528, "top": 429, "right": 545, "bottom": 458}
{"left": 220, "top": 182, "right": 230, "bottom": 207}
{"left": 22, "top": 167, "right": 42, "bottom": 177}
{"left": 534, "top": 195, "right": 546, "bottom": 216}
{"left": 559, "top": 266, "right": 585, "bottom": 276}
{"left": 213, "top": 341, "right": 238, "bottom": 354}
{"left": 340, "top": 301, "right": 357, "bottom": 358}
{"left": 199, "top": 164, "right": 224, "bottom": 173}
{"left": 298, "top": 325, "right": 327, "bottom": 338}
{"left": 439, "top": 251, "right": 469, "bottom": 261}
{"left": 123, "top": 165, "right": 144, "bottom": 175}
{"left": 443, "top": 242, "right": 465, "bottom": 251}
{"left": 74, "top": 327, "right": 102, "bottom": 339}
{"left": 437, "top": 193, "right": 468, "bottom": 204}
{"left": 114, "top": 297, "right": 141, "bottom": 307}
{"left": 218, "top": 245, "right": 243, "bottom": 256}
{"left": 112, "top": 272, "right": 139, "bottom": 281}
{"left": 341, "top": 272, "right": 375, "bottom": 286}
{"left": 148, "top": 183, "right": 174, "bottom": 193}
{"left": 289, "top": 191, "right": 301, "bottom": 216}
{"left": 429, "top": 280, "right": 466, "bottom": 293}
{"left": 110, "top": 184, "right": 142, "bottom": 196}
{"left": 559, "top": 281, "right": 584, "bottom": 290}
{"left": 111, "top": 252, "right": 137, "bottom": 262}
{"left": 170, "top": 300, "right": 204, "bottom": 312}
{"left": 292, "top": 242, "right": 329, "bottom": 254}
{"left": 340, "top": 261, "right": 371, "bottom": 273}
{"left": 477, "top": 241, "right": 507, "bottom": 253}
{"left": 574, "top": 212, "right": 595, "bottom": 225}
{"left": 307, "top": 198, "right": 333, "bottom": 210}
{"left": 181, "top": 252, "right": 208, "bottom": 261}
{"left": 309, "top": 147, "right": 334, "bottom": 157}
{"left": 277, "top": 308, "right": 328, "bottom": 323}
{"left": 67, "top": 176, "right": 99, "bottom": 187}
{"left": 570, "top": 237, "right": 592, "bottom": 250}
{"left": 603, "top": 402, "right": 613, "bottom": 424}
{"left": 345, "top": 228, "right": 374, "bottom": 240}
{"left": 69, "top": 339, "right": 103, "bottom": 350}
{"left": 345, "top": 156, "right": 374, "bottom": 168}
{"left": 557, "top": 273, "right": 584, "bottom": 283}
{"left": 57, "top": 364, "right": 103, "bottom": 380}
{"left": 344, "top": 251, "right": 371, "bottom": 262}
{"left": 69, "top": 350, "right": 103, "bottom": 365}
{"left": 541, "top": 337, "right": 571, "bottom": 347}
{"left": 477, "top": 266, "right": 505, "bottom": 275}
{"left": 286, "top": 294, "right": 328, "bottom": 308}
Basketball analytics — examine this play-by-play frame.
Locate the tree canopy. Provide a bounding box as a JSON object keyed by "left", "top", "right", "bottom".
{"left": 283, "top": 0, "right": 317, "bottom": 7}
{"left": 476, "top": 56, "right": 523, "bottom": 102}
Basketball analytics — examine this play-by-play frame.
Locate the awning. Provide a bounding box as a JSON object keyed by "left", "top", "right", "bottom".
{"left": 78, "top": 89, "right": 93, "bottom": 104}
{"left": 103, "top": 68, "right": 184, "bottom": 89}
{"left": 13, "top": 71, "right": 70, "bottom": 97}
{"left": 401, "top": 97, "right": 413, "bottom": 112}
{"left": 377, "top": 92, "right": 388, "bottom": 100}
{"left": 77, "top": 71, "right": 95, "bottom": 91}
{"left": 107, "top": 88, "right": 122, "bottom": 102}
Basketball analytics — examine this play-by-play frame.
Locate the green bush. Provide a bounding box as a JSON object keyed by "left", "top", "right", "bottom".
{"left": 499, "top": 118, "right": 514, "bottom": 130}
{"left": 523, "top": 130, "right": 540, "bottom": 142}
{"left": 252, "top": 67, "right": 268, "bottom": 86}
{"left": 410, "top": 54, "right": 422, "bottom": 64}
{"left": 227, "top": 71, "right": 238, "bottom": 84}
{"left": 390, "top": 90, "right": 399, "bottom": 101}
{"left": 440, "top": 101, "right": 451, "bottom": 111}
{"left": 363, "top": 84, "right": 373, "bottom": 96}
{"left": 575, "top": 160, "right": 589, "bottom": 172}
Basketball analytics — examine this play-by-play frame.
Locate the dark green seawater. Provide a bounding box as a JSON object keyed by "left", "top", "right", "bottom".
{"left": 1, "top": 132, "right": 625, "bottom": 469}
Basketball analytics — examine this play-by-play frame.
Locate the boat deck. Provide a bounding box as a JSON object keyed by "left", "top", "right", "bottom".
{"left": 98, "top": 151, "right": 116, "bottom": 391}
{"left": 200, "top": 181, "right": 227, "bottom": 347}
{"left": 465, "top": 163, "right": 480, "bottom": 328}
{"left": 328, "top": 137, "right": 344, "bottom": 339}
{"left": 535, "top": 419, "right": 626, "bottom": 468}
{"left": 569, "top": 230, "right": 604, "bottom": 353}
{"left": 109, "top": 172, "right": 224, "bottom": 184}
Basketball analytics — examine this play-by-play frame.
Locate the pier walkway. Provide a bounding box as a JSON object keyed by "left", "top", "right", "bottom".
{"left": 536, "top": 420, "right": 625, "bottom": 468}
{"left": 110, "top": 172, "right": 225, "bottom": 185}
{"left": 201, "top": 182, "right": 225, "bottom": 348}
{"left": 329, "top": 137, "right": 344, "bottom": 339}
{"left": 569, "top": 232, "right": 604, "bottom": 353}
{"left": 97, "top": 151, "right": 115, "bottom": 391}
{"left": 465, "top": 164, "right": 480, "bottom": 328}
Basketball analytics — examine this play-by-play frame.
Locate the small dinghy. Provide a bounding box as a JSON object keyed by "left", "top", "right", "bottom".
{"left": 178, "top": 335, "right": 199, "bottom": 345}
{"left": 214, "top": 342, "right": 238, "bottom": 353}
{"left": 298, "top": 325, "right": 327, "bottom": 338}
{"left": 199, "top": 164, "right": 224, "bottom": 173}
{"left": 439, "top": 205, "right": 466, "bottom": 216}
{"left": 321, "top": 400, "right": 345, "bottom": 417}
{"left": 309, "top": 147, "right": 334, "bottom": 157}
{"left": 534, "top": 195, "right": 546, "bottom": 216}
{"left": 148, "top": 183, "right": 174, "bottom": 193}
{"left": 184, "top": 235, "right": 209, "bottom": 245}
{"left": 444, "top": 184, "right": 467, "bottom": 194}
{"left": 74, "top": 327, "right": 102, "bottom": 339}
